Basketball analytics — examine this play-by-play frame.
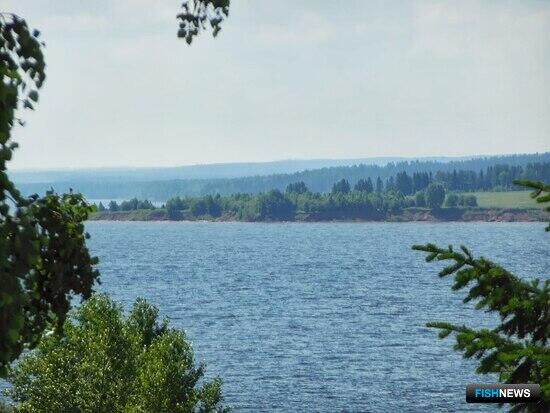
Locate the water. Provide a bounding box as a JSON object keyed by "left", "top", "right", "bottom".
{"left": 6, "top": 222, "right": 550, "bottom": 412}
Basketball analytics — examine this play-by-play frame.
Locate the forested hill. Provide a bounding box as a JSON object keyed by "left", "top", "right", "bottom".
{"left": 17, "top": 152, "right": 550, "bottom": 200}
{"left": 11, "top": 156, "right": 479, "bottom": 183}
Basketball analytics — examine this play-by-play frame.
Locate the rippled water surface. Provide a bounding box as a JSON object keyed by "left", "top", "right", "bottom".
{"left": 7, "top": 222, "right": 550, "bottom": 412}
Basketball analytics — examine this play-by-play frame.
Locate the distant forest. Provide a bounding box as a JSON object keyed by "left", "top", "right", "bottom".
{"left": 18, "top": 153, "right": 550, "bottom": 200}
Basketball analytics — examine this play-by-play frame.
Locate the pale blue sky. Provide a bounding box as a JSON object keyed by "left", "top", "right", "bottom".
{"left": 6, "top": 0, "right": 550, "bottom": 169}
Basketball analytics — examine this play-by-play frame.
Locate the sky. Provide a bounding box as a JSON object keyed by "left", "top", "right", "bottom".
{"left": 6, "top": 0, "right": 550, "bottom": 169}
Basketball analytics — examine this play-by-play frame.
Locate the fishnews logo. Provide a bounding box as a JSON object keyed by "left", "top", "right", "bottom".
{"left": 466, "top": 384, "right": 541, "bottom": 404}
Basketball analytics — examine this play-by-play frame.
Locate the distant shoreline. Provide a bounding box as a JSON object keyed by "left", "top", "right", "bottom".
{"left": 90, "top": 207, "right": 547, "bottom": 223}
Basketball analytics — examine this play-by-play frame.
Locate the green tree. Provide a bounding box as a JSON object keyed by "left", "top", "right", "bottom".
{"left": 108, "top": 200, "right": 119, "bottom": 211}
{"left": 190, "top": 195, "right": 221, "bottom": 218}
{"left": 120, "top": 197, "right": 139, "bottom": 211}
{"left": 0, "top": 13, "right": 99, "bottom": 377}
{"left": 257, "top": 189, "right": 295, "bottom": 220}
{"left": 137, "top": 199, "right": 156, "bottom": 210}
{"left": 166, "top": 196, "right": 185, "bottom": 220}
{"left": 286, "top": 181, "right": 309, "bottom": 194}
{"left": 375, "top": 176, "right": 383, "bottom": 193}
{"left": 8, "top": 295, "right": 227, "bottom": 413}
{"left": 354, "top": 178, "right": 374, "bottom": 193}
{"left": 413, "top": 181, "right": 550, "bottom": 412}
{"left": 332, "top": 179, "right": 351, "bottom": 194}
{"left": 425, "top": 182, "right": 445, "bottom": 209}
{"left": 395, "top": 171, "right": 413, "bottom": 195}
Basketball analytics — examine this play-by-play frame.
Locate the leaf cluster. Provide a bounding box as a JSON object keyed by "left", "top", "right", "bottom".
{"left": 177, "top": 0, "right": 230, "bottom": 44}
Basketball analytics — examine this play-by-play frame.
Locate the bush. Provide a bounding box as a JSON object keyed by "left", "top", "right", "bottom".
{"left": 7, "top": 295, "right": 227, "bottom": 413}
{"left": 445, "top": 193, "right": 459, "bottom": 207}
{"left": 461, "top": 194, "right": 478, "bottom": 207}
{"left": 445, "top": 193, "right": 478, "bottom": 208}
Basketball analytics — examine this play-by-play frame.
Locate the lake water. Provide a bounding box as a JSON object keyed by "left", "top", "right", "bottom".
{"left": 4, "top": 222, "right": 549, "bottom": 412}
{"left": 85, "top": 221, "right": 549, "bottom": 412}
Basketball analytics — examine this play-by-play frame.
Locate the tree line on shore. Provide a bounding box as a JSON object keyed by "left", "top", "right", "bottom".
{"left": 98, "top": 179, "right": 478, "bottom": 221}
{"left": 104, "top": 160, "right": 547, "bottom": 220}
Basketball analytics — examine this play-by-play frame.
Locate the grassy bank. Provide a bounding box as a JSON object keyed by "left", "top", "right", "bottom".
{"left": 472, "top": 191, "right": 542, "bottom": 209}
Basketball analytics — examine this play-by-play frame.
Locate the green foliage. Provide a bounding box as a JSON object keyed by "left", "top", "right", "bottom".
{"left": 286, "top": 181, "right": 309, "bottom": 194}
{"left": 257, "top": 189, "right": 295, "bottom": 220}
{"left": 0, "top": 401, "right": 14, "bottom": 413}
{"left": 160, "top": 187, "right": 424, "bottom": 221}
{"left": 461, "top": 194, "right": 478, "bottom": 207}
{"left": 375, "top": 176, "right": 383, "bottom": 193}
{"left": 425, "top": 182, "right": 445, "bottom": 209}
{"left": 414, "top": 191, "right": 426, "bottom": 207}
{"left": 395, "top": 171, "right": 413, "bottom": 195}
{"left": 332, "top": 178, "right": 351, "bottom": 194}
{"left": 166, "top": 196, "right": 185, "bottom": 220}
{"left": 118, "top": 197, "right": 156, "bottom": 211}
{"left": 0, "top": 14, "right": 99, "bottom": 377}
{"left": 7, "top": 294, "right": 228, "bottom": 413}
{"left": 108, "top": 200, "right": 119, "bottom": 211}
{"left": 23, "top": 157, "right": 550, "bottom": 200}
{"left": 514, "top": 180, "right": 550, "bottom": 230}
{"left": 177, "top": 0, "right": 230, "bottom": 44}
{"left": 354, "top": 178, "right": 373, "bottom": 193}
{"left": 445, "top": 193, "right": 478, "bottom": 208}
{"left": 414, "top": 182, "right": 550, "bottom": 412}
{"left": 137, "top": 181, "right": 488, "bottom": 222}
{"left": 445, "top": 192, "right": 459, "bottom": 207}
{"left": 137, "top": 199, "right": 156, "bottom": 209}
{"left": 190, "top": 194, "right": 222, "bottom": 218}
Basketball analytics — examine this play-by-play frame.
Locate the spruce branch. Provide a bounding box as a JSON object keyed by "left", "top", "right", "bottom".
{"left": 514, "top": 179, "right": 550, "bottom": 230}
{"left": 414, "top": 239, "right": 549, "bottom": 412}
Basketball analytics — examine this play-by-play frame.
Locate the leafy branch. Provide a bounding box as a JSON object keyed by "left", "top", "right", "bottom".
{"left": 177, "top": 0, "right": 230, "bottom": 44}
{"left": 1, "top": 14, "right": 99, "bottom": 378}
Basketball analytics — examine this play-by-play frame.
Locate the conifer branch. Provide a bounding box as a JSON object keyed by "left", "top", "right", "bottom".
{"left": 514, "top": 179, "right": 550, "bottom": 230}
{"left": 414, "top": 237, "right": 550, "bottom": 411}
